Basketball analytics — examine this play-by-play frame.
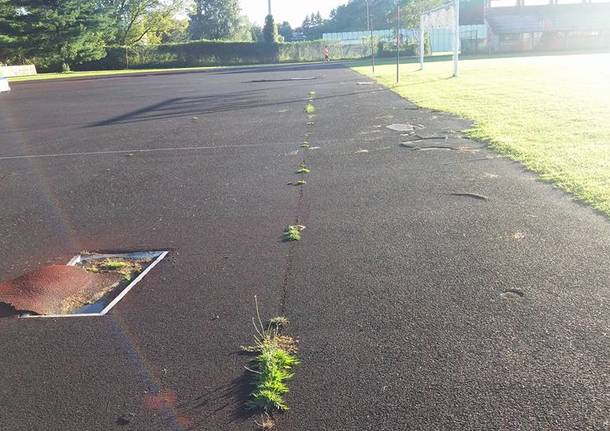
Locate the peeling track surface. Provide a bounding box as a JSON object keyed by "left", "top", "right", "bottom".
{"left": 1, "top": 63, "right": 610, "bottom": 430}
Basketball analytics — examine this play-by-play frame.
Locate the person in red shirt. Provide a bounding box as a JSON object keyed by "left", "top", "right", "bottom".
{"left": 323, "top": 46, "right": 330, "bottom": 62}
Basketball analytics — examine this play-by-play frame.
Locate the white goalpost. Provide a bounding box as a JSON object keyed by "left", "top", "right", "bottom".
{"left": 420, "top": 0, "right": 460, "bottom": 77}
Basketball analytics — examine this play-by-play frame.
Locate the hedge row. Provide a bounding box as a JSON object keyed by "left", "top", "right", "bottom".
{"left": 75, "top": 40, "right": 368, "bottom": 71}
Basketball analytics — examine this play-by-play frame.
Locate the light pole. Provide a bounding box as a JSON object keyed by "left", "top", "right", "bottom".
{"left": 366, "top": 0, "right": 375, "bottom": 73}
{"left": 268, "top": 0, "right": 271, "bottom": 15}
{"left": 452, "top": 0, "right": 460, "bottom": 77}
{"left": 396, "top": 0, "right": 400, "bottom": 83}
{"left": 419, "top": 15, "right": 425, "bottom": 70}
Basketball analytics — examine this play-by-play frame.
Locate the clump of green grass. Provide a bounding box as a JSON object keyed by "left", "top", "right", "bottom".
{"left": 296, "top": 163, "right": 310, "bottom": 174}
{"left": 288, "top": 180, "right": 306, "bottom": 186}
{"left": 268, "top": 316, "right": 290, "bottom": 328}
{"left": 308, "top": 91, "right": 316, "bottom": 97}
{"left": 304, "top": 103, "right": 315, "bottom": 114}
{"left": 99, "top": 260, "right": 128, "bottom": 271}
{"left": 300, "top": 142, "right": 310, "bottom": 148}
{"left": 243, "top": 297, "right": 299, "bottom": 412}
{"left": 81, "top": 257, "right": 145, "bottom": 284}
{"left": 283, "top": 225, "right": 305, "bottom": 241}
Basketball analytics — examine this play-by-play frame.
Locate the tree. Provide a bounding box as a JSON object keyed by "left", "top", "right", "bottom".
{"left": 0, "top": 0, "right": 20, "bottom": 63}
{"left": 228, "top": 15, "right": 254, "bottom": 41}
{"left": 299, "top": 10, "right": 326, "bottom": 40}
{"left": 188, "top": 0, "right": 240, "bottom": 40}
{"left": 103, "top": 0, "right": 185, "bottom": 46}
{"left": 322, "top": 0, "right": 396, "bottom": 33}
{"left": 250, "top": 24, "right": 263, "bottom": 42}
{"left": 144, "top": 15, "right": 189, "bottom": 44}
{"left": 4, "top": 0, "right": 110, "bottom": 71}
{"left": 262, "top": 14, "right": 277, "bottom": 44}
{"left": 399, "top": 0, "right": 442, "bottom": 29}
{"left": 278, "top": 21, "right": 292, "bottom": 42}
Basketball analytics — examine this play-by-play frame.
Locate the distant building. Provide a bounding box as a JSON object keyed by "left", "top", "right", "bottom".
{"left": 322, "top": 0, "right": 610, "bottom": 55}
{"left": 291, "top": 32, "right": 307, "bottom": 42}
{"left": 485, "top": 1, "right": 610, "bottom": 52}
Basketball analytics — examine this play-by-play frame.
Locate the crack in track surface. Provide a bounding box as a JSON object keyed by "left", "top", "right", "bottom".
{"left": 280, "top": 94, "right": 313, "bottom": 313}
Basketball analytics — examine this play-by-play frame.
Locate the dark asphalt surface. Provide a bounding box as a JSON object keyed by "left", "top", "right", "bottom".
{"left": 0, "top": 63, "right": 608, "bottom": 431}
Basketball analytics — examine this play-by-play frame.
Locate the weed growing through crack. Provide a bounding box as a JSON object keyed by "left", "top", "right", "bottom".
{"left": 300, "top": 142, "right": 310, "bottom": 148}
{"left": 269, "top": 316, "right": 290, "bottom": 329}
{"left": 305, "top": 103, "right": 315, "bottom": 114}
{"left": 255, "top": 412, "right": 276, "bottom": 429}
{"left": 283, "top": 225, "right": 305, "bottom": 241}
{"left": 308, "top": 91, "right": 316, "bottom": 97}
{"left": 296, "top": 163, "right": 310, "bottom": 174}
{"left": 99, "top": 260, "right": 128, "bottom": 271}
{"left": 81, "top": 258, "right": 144, "bottom": 282}
{"left": 242, "top": 297, "right": 299, "bottom": 412}
{"left": 288, "top": 180, "right": 306, "bottom": 186}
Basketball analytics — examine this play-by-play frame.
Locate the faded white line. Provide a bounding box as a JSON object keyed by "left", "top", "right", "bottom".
{"left": 0, "top": 141, "right": 297, "bottom": 161}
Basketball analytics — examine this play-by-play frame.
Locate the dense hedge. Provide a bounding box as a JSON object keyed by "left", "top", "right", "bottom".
{"left": 74, "top": 40, "right": 367, "bottom": 71}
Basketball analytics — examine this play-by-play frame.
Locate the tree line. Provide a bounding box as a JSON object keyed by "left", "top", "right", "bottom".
{"left": 298, "top": 0, "right": 442, "bottom": 40}
{"left": 0, "top": 0, "right": 439, "bottom": 71}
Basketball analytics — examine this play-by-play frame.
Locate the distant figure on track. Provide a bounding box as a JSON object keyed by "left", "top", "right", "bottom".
{"left": 323, "top": 46, "right": 330, "bottom": 62}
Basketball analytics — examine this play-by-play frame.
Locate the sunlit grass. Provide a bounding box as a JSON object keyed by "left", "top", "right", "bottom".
{"left": 354, "top": 52, "right": 610, "bottom": 215}
{"left": 7, "top": 66, "right": 216, "bottom": 82}
{"left": 7, "top": 60, "right": 332, "bottom": 83}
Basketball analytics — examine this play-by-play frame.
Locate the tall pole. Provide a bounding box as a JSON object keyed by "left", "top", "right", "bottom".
{"left": 419, "top": 15, "right": 425, "bottom": 70}
{"left": 366, "top": 0, "right": 375, "bottom": 73}
{"left": 396, "top": 0, "right": 400, "bottom": 83}
{"left": 452, "top": 0, "right": 459, "bottom": 76}
{"left": 268, "top": 0, "right": 271, "bottom": 15}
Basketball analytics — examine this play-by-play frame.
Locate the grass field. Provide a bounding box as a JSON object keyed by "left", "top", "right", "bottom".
{"left": 6, "top": 60, "right": 330, "bottom": 83}
{"left": 6, "top": 65, "right": 225, "bottom": 82}
{"left": 354, "top": 52, "right": 610, "bottom": 216}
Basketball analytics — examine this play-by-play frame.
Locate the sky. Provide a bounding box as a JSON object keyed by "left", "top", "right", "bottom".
{"left": 239, "top": 0, "right": 347, "bottom": 27}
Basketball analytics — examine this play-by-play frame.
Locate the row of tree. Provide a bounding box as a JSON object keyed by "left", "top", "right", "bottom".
{"left": 0, "top": 0, "right": 288, "bottom": 70}
{"left": 297, "top": 0, "right": 441, "bottom": 40}
{"left": 0, "top": 0, "right": 439, "bottom": 71}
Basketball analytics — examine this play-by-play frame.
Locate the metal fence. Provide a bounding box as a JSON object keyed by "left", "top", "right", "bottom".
{"left": 323, "top": 25, "right": 487, "bottom": 53}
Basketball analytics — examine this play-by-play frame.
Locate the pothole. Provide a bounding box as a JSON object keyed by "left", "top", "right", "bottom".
{"left": 0, "top": 251, "right": 167, "bottom": 318}
{"left": 501, "top": 289, "right": 524, "bottom": 299}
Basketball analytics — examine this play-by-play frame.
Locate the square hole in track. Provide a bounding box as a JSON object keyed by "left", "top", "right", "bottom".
{"left": 0, "top": 251, "right": 167, "bottom": 318}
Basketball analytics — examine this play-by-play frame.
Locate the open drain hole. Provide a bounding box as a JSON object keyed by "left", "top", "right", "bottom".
{"left": 0, "top": 250, "right": 167, "bottom": 318}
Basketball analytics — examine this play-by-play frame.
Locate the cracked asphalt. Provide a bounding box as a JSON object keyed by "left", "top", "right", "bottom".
{"left": 0, "top": 62, "right": 608, "bottom": 430}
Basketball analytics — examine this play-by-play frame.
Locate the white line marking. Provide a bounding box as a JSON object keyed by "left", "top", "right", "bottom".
{"left": 100, "top": 251, "right": 168, "bottom": 315}
{"left": 21, "top": 313, "right": 105, "bottom": 319}
{"left": 0, "top": 142, "right": 297, "bottom": 161}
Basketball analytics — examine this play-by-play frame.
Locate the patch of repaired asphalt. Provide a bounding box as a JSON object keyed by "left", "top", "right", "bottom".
{"left": 0, "top": 265, "right": 121, "bottom": 316}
